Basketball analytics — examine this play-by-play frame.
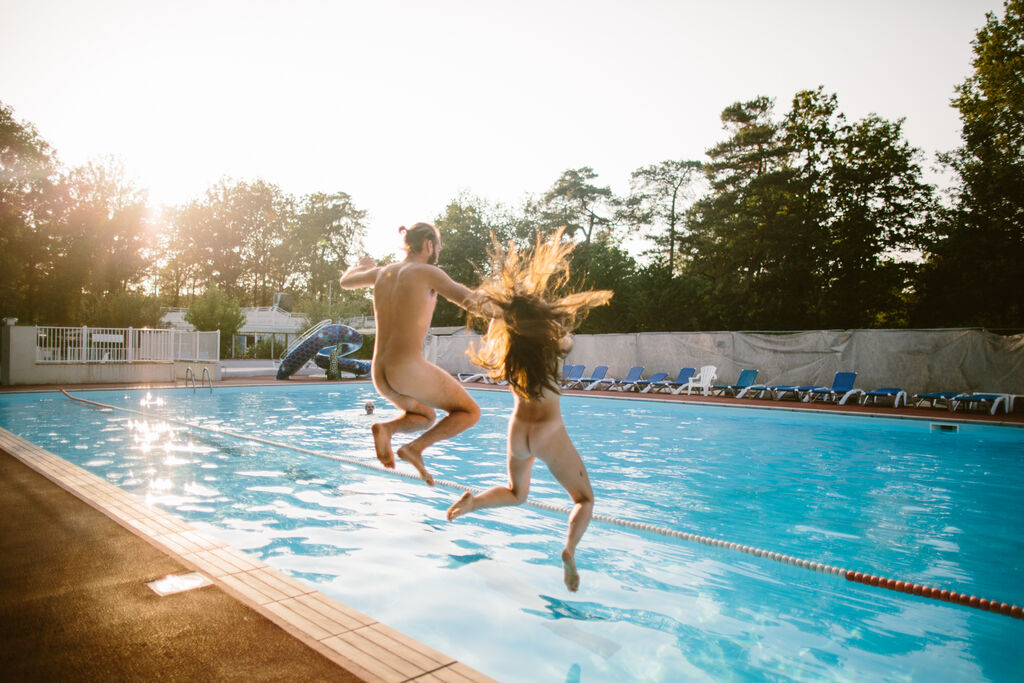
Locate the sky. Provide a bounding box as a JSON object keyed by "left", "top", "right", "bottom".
{"left": 0, "top": 0, "right": 1003, "bottom": 258}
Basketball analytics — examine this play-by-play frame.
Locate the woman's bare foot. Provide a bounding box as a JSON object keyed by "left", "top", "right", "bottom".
{"left": 397, "top": 444, "right": 435, "bottom": 485}
{"left": 371, "top": 423, "right": 395, "bottom": 468}
{"left": 561, "top": 549, "right": 580, "bottom": 592}
{"left": 446, "top": 491, "right": 475, "bottom": 520}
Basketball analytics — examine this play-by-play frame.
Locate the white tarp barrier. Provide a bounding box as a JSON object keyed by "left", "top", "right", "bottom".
{"left": 434, "top": 328, "right": 1024, "bottom": 396}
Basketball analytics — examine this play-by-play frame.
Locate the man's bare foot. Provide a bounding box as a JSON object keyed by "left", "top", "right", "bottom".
{"left": 561, "top": 549, "right": 580, "bottom": 592}
{"left": 371, "top": 422, "right": 395, "bottom": 468}
{"left": 446, "top": 492, "right": 475, "bottom": 521}
{"left": 397, "top": 444, "right": 435, "bottom": 486}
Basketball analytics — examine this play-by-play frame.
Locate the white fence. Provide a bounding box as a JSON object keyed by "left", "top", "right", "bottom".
{"left": 173, "top": 329, "right": 220, "bottom": 361}
{"left": 35, "top": 327, "right": 219, "bottom": 363}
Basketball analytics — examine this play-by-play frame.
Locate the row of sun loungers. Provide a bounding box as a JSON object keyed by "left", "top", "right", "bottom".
{"left": 457, "top": 364, "right": 1014, "bottom": 415}
{"left": 554, "top": 366, "right": 1012, "bottom": 414}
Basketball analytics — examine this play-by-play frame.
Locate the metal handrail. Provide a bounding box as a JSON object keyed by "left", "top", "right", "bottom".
{"left": 200, "top": 367, "right": 213, "bottom": 393}
{"left": 184, "top": 367, "right": 196, "bottom": 391}
{"left": 281, "top": 319, "right": 332, "bottom": 358}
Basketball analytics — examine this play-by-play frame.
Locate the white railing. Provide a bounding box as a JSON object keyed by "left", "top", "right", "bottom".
{"left": 35, "top": 326, "right": 219, "bottom": 363}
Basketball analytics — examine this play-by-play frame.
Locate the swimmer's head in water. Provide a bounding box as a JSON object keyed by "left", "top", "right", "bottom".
{"left": 399, "top": 223, "right": 441, "bottom": 265}
{"left": 469, "top": 226, "right": 612, "bottom": 401}
{"left": 364, "top": 400, "right": 375, "bottom": 414}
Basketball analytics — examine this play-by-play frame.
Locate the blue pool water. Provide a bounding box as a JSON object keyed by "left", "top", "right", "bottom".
{"left": 0, "top": 384, "right": 1022, "bottom": 681}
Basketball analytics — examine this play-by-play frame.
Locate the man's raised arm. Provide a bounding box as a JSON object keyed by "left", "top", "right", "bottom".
{"left": 339, "top": 256, "right": 380, "bottom": 289}
{"left": 428, "top": 267, "right": 501, "bottom": 319}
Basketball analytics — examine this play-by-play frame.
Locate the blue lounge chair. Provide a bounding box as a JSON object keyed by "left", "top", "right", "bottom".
{"left": 952, "top": 392, "right": 1013, "bottom": 415}
{"left": 647, "top": 367, "right": 696, "bottom": 394}
{"left": 805, "top": 372, "right": 863, "bottom": 405}
{"left": 860, "top": 387, "right": 907, "bottom": 408}
{"left": 579, "top": 365, "right": 609, "bottom": 390}
{"left": 560, "top": 364, "right": 584, "bottom": 388}
{"left": 913, "top": 391, "right": 960, "bottom": 410}
{"left": 712, "top": 369, "right": 759, "bottom": 398}
{"left": 631, "top": 372, "right": 669, "bottom": 393}
{"left": 769, "top": 383, "right": 819, "bottom": 401}
{"left": 607, "top": 366, "right": 646, "bottom": 392}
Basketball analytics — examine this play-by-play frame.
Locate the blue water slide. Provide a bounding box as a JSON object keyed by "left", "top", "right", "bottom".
{"left": 276, "top": 323, "right": 370, "bottom": 380}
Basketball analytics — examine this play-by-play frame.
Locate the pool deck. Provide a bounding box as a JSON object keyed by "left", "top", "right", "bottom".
{"left": 1, "top": 375, "right": 1020, "bottom": 681}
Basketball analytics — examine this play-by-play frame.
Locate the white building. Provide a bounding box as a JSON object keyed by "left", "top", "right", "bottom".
{"left": 162, "top": 306, "right": 308, "bottom": 357}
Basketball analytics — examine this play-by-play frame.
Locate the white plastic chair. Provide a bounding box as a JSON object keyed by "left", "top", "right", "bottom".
{"left": 673, "top": 365, "right": 717, "bottom": 395}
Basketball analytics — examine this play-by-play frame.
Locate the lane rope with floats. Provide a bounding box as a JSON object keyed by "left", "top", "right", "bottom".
{"left": 60, "top": 388, "right": 1023, "bottom": 621}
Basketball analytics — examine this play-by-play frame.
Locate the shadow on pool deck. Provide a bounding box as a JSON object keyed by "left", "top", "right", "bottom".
{"left": 0, "top": 374, "right": 1019, "bottom": 680}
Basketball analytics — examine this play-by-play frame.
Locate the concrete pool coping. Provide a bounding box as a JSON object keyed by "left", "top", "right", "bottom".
{"left": 0, "top": 376, "right": 1020, "bottom": 680}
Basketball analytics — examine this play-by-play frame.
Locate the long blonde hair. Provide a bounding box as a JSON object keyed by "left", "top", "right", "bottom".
{"left": 469, "top": 227, "right": 612, "bottom": 401}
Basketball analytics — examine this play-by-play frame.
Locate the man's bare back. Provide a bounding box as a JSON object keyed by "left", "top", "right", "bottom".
{"left": 339, "top": 225, "right": 483, "bottom": 485}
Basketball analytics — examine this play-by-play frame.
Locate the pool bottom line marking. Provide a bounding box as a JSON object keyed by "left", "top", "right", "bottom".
{"left": 60, "top": 388, "right": 1023, "bottom": 622}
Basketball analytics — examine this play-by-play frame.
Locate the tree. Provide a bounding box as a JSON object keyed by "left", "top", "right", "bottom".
{"left": 0, "top": 100, "right": 61, "bottom": 323}
{"left": 538, "top": 167, "right": 615, "bottom": 248}
{"left": 785, "top": 88, "right": 935, "bottom": 327}
{"left": 79, "top": 291, "right": 163, "bottom": 327}
{"left": 165, "top": 179, "right": 295, "bottom": 306}
{"left": 291, "top": 191, "right": 366, "bottom": 298}
{"left": 1, "top": 105, "right": 154, "bottom": 326}
{"left": 433, "top": 194, "right": 507, "bottom": 326}
{"left": 59, "top": 157, "right": 152, "bottom": 296}
{"left": 621, "top": 159, "right": 703, "bottom": 274}
{"left": 153, "top": 206, "right": 201, "bottom": 308}
{"left": 184, "top": 287, "right": 245, "bottom": 357}
{"left": 914, "top": 0, "right": 1024, "bottom": 327}
{"left": 685, "top": 92, "right": 934, "bottom": 330}
{"left": 685, "top": 96, "right": 809, "bottom": 329}
{"left": 566, "top": 235, "right": 639, "bottom": 333}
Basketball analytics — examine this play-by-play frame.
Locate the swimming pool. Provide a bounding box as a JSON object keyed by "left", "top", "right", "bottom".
{"left": 1, "top": 384, "right": 1021, "bottom": 681}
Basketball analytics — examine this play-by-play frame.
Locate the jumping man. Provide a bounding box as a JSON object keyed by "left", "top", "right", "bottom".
{"left": 339, "top": 222, "right": 489, "bottom": 485}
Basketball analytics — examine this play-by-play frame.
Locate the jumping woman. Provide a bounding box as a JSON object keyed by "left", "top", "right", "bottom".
{"left": 446, "top": 227, "right": 612, "bottom": 591}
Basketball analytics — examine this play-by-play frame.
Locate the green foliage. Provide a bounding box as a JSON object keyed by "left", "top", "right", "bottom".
{"left": 350, "top": 333, "right": 374, "bottom": 360}
{"left": 0, "top": 100, "right": 60, "bottom": 324}
{"left": 566, "top": 237, "right": 637, "bottom": 333}
{"left": 156, "top": 181, "right": 368, "bottom": 314}
{"left": 784, "top": 88, "right": 936, "bottom": 327}
{"left": 433, "top": 194, "right": 532, "bottom": 326}
{"left": 620, "top": 159, "right": 704, "bottom": 274}
{"left": 242, "top": 336, "right": 288, "bottom": 359}
{"left": 184, "top": 287, "right": 245, "bottom": 356}
{"left": 913, "top": 0, "right": 1024, "bottom": 328}
{"left": 291, "top": 192, "right": 367, "bottom": 299}
{"left": 298, "top": 288, "right": 373, "bottom": 329}
{"left": 686, "top": 96, "right": 811, "bottom": 329}
{"left": 685, "top": 91, "right": 934, "bottom": 330}
{"left": 79, "top": 291, "right": 163, "bottom": 328}
{"left": 539, "top": 167, "right": 615, "bottom": 250}
{"left": 0, "top": 103, "right": 152, "bottom": 325}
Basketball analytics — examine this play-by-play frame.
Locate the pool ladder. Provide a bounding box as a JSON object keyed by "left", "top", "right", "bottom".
{"left": 184, "top": 367, "right": 213, "bottom": 393}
